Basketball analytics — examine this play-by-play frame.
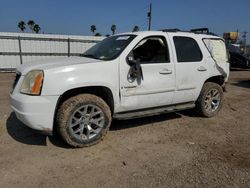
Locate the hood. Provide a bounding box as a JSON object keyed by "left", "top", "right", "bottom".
{"left": 16, "top": 57, "right": 102, "bottom": 75}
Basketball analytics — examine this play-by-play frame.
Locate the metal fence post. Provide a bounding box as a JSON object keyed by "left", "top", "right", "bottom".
{"left": 68, "top": 38, "right": 70, "bottom": 57}
{"left": 18, "top": 36, "right": 23, "bottom": 64}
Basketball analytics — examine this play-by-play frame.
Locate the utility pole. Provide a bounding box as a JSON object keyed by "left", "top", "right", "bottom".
{"left": 147, "top": 3, "right": 152, "bottom": 30}
{"left": 242, "top": 31, "right": 248, "bottom": 54}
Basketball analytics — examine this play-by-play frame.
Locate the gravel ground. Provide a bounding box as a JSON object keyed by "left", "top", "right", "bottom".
{"left": 0, "top": 70, "right": 249, "bottom": 188}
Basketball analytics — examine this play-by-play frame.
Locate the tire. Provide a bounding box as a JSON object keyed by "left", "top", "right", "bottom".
{"left": 195, "top": 82, "right": 223, "bottom": 117}
{"left": 56, "top": 94, "right": 112, "bottom": 148}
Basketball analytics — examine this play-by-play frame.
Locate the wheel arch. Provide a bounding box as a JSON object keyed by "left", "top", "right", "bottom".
{"left": 57, "top": 86, "right": 114, "bottom": 113}
{"left": 52, "top": 86, "right": 114, "bottom": 135}
{"left": 204, "top": 75, "right": 225, "bottom": 86}
{"left": 195, "top": 75, "right": 226, "bottom": 103}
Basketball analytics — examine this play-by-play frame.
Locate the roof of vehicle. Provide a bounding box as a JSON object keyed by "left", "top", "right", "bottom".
{"left": 116, "top": 30, "right": 222, "bottom": 40}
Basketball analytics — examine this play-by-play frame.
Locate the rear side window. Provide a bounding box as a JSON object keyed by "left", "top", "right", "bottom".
{"left": 173, "top": 36, "right": 202, "bottom": 62}
{"left": 203, "top": 39, "right": 228, "bottom": 63}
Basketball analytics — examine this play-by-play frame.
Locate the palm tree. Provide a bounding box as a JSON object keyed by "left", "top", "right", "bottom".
{"left": 33, "top": 24, "right": 41, "bottom": 33}
{"left": 111, "top": 25, "right": 116, "bottom": 35}
{"left": 27, "top": 20, "right": 35, "bottom": 32}
{"left": 18, "top": 21, "right": 26, "bottom": 32}
{"left": 90, "top": 25, "right": 96, "bottom": 35}
{"left": 132, "top": 25, "right": 139, "bottom": 32}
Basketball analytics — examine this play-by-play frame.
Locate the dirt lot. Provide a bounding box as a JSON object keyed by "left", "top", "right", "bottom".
{"left": 0, "top": 70, "right": 250, "bottom": 188}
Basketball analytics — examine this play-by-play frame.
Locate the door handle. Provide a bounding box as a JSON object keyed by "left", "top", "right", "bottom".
{"left": 159, "top": 69, "right": 172, "bottom": 74}
{"left": 197, "top": 66, "right": 207, "bottom": 72}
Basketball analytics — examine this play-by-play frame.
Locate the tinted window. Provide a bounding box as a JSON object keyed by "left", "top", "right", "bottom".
{"left": 132, "top": 36, "right": 169, "bottom": 63}
{"left": 173, "top": 36, "right": 202, "bottom": 62}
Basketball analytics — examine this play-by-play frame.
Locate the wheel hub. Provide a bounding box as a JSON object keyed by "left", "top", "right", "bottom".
{"left": 204, "top": 88, "right": 221, "bottom": 113}
{"left": 69, "top": 105, "right": 105, "bottom": 141}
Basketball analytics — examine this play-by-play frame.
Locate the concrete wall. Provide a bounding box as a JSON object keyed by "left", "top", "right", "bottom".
{"left": 0, "top": 32, "right": 104, "bottom": 70}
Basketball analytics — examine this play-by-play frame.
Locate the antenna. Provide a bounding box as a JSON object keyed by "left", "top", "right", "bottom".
{"left": 147, "top": 3, "right": 152, "bottom": 30}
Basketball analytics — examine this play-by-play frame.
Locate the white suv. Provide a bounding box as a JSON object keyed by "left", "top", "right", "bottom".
{"left": 10, "top": 31, "right": 230, "bottom": 147}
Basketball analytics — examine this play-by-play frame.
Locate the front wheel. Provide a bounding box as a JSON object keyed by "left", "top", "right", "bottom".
{"left": 56, "top": 94, "right": 112, "bottom": 147}
{"left": 195, "top": 82, "right": 223, "bottom": 117}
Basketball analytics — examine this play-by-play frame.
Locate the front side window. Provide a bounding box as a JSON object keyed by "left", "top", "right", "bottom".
{"left": 82, "top": 35, "right": 136, "bottom": 60}
{"left": 173, "top": 36, "right": 202, "bottom": 62}
{"left": 131, "top": 36, "right": 170, "bottom": 63}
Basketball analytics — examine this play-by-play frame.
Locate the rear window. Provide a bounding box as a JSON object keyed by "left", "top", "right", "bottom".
{"left": 203, "top": 39, "right": 228, "bottom": 63}
{"left": 173, "top": 36, "right": 202, "bottom": 62}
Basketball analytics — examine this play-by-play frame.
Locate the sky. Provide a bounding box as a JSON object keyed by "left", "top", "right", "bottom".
{"left": 0, "top": 0, "right": 249, "bottom": 42}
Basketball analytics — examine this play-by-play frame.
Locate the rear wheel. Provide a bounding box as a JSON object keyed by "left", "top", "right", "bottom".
{"left": 56, "top": 94, "right": 112, "bottom": 147}
{"left": 195, "top": 82, "right": 223, "bottom": 117}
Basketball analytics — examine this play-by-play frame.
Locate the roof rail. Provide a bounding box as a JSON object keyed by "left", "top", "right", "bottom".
{"left": 190, "top": 28, "right": 217, "bottom": 36}
{"left": 160, "top": 28, "right": 180, "bottom": 32}
{"left": 160, "top": 28, "right": 217, "bottom": 36}
{"left": 190, "top": 28, "right": 209, "bottom": 33}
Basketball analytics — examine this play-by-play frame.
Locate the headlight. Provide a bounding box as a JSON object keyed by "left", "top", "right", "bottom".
{"left": 20, "top": 70, "right": 44, "bottom": 95}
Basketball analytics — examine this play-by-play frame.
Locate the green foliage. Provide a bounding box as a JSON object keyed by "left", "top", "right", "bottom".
{"left": 111, "top": 25, "right": 116, "bottom": 35}
{"left": 18, "top": 21, "right": 26, "bottom": 32}
{"left": 27, "top": 20, "right": 35, "bottom": 31}
{"left": 91, "top": 25, "right": 96, "bottom": 35}
{"left": 95, "top": 33, "right": 102, "bottom": 36}
{"left": 132, "top": 25, "right": 139, "bottom": 32}
{"left": 33, "top": 24, "right": 41, "bottom": 33}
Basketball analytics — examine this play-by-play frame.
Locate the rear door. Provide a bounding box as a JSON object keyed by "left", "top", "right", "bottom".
{"left": 170, "top": 35, "right": 209, "bottom": 104}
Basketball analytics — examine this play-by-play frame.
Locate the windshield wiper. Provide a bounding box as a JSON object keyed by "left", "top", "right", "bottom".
{"left": 81, "top": 54, "right": 98, "bottom": 59}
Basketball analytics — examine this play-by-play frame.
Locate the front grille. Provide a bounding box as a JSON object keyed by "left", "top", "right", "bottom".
{"left": 12, "top": 72, "right": 21, "bottom": 91}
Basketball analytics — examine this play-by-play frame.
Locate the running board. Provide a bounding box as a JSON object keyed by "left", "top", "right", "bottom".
{"left": 113, "top": 102, "right": 195, "bottom": 120}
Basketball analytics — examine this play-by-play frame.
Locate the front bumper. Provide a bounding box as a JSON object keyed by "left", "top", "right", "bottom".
{"left": 10, "top": 93, "right": 59, "bottom": 135}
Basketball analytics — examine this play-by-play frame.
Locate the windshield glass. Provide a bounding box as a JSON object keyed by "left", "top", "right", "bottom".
{"left": 82, "top": 35, "right": 136, "bottom": 60}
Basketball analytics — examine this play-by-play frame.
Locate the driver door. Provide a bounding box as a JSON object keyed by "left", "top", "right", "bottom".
{"left": 119, "top": 35, "right": 175, "bottom": 111}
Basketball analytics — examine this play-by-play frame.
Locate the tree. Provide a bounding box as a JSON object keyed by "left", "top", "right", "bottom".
{"left": 111, "top": 25, "right": 116, "bottom": 35}
{"left": 18, "top": 21, "right": 26, "bottom": 32}
{"left": 132, "top": 25, "right": 139, "bottom": 32}
{"left": 27, "top": 20, "right": 35, "bottom": 32}
{"left": 33, "top": 24, "right": 41, "bottom": 34}
{"left": 95, "top": 33, "right": 102, "bottom": 36}
{"left": 90, "top": 25, "right": 96, "bottom": 35}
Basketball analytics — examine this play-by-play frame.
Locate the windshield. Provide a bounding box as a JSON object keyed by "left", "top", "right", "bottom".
{"left": 82, "top": 35, "right": 136, "bottom": 60}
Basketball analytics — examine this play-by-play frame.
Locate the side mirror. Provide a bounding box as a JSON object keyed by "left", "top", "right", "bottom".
{"left": 127, "top": 55, "right": 137, "bottom": 66}
{"left": 127, "top": 54, "right": 144, "bottom": 82}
